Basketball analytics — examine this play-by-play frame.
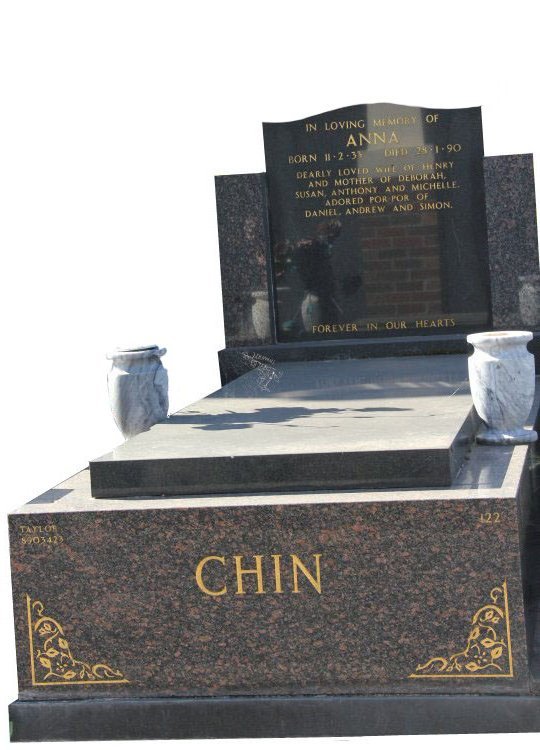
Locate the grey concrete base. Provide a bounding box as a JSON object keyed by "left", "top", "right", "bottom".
{"left": 9, "top": 693, "right": 540, "bottom": 741}
{"left": 90, "top": 355, "right": 476, "bottom": 498}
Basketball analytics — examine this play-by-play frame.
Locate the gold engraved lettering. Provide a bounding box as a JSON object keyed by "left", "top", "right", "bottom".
{"left": 19, "top": 523, "right": 64, "bottom": 546}
{"left": 195, "top": 554, "right": 323, "bottom": 595}
{"left": 324, "top": 119, "right": 366, "bottom": 131}
{"left": 291, "top": 554, "right": 322, "bottom": 594}
{"left": 288, "top": 154, "right": 317, "bottom": 164}
{"left": 311, "top": 323, "right": 358, "bottom": 334}
{"left": 346, "top": 131, "right": 399, "bottom": 148}
{"left": 234, "top": 555, "right": 265, "bottom": 595}
{"left": 272, "top": 554, "right": 284, "bottom": 594}
{"left": 416, "top": 318, "right": 456, "bottom": 329}
{"left": 195, "top": 556, "right": 227, "bottom": 596}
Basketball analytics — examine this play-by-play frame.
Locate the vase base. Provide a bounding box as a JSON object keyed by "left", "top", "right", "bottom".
{"left": 476, "top": 426, "right": 538, "bottom": 445}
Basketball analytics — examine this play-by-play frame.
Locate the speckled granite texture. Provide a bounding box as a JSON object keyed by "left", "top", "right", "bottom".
{"left": 215, "top": 174, "right": 274, "bottom": 348}
{"left": 484, "top": 154, "right": 540, "bottom": 328}
{"left": 10, "top": 492, "right": 530, "bottom": 701}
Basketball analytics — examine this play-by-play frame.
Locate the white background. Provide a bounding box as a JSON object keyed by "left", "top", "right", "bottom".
{"left": 0, "top": 0, "right": 539, "bottom": 747}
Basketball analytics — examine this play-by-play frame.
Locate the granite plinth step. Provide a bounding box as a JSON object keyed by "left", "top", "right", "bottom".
{"left": 10, "top": 694, "right": 540, "bottom": 741}
{"left": 90, "top": 354, "right": 476, "bottom": 498}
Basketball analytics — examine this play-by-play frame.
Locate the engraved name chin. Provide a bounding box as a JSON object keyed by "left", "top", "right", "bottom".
{"left": 195, "top": 554, "right": 322, "bottom": 596}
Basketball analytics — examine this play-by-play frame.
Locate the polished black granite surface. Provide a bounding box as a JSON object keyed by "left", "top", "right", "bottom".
{"left": 263, "top": 104, "right": 491, "bottom": 343}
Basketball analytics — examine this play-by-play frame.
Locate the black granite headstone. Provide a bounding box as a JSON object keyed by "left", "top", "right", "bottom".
{"left": 263, "top": 103, "right": 491, "bottom": 342}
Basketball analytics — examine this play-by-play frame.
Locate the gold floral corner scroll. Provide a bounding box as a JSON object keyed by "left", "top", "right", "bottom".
{"left": 410, "top": 581, "right": 513, "bottom": 678}
{"left": 26, "top": 594, "right": 128, "bottom": 686}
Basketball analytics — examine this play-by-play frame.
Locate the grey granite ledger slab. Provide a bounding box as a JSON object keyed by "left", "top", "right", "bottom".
{"left": 90, "top": 354, "right": 476, "bottom": 497}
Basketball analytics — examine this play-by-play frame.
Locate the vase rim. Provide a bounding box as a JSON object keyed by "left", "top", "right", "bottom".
{"left": 107, "top": 345, "right": 166, "bottom": 360}
{"left": 117, "top": 344, "right": 158, "bottom": 352}
{"left": 467, "top": 330, "right": 532, "bottom": 346}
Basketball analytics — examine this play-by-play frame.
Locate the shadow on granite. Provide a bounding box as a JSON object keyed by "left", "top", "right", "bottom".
{"left": 213, "top": 356, "right": 470, "bottom": 402}
{"left": 27, "top": 488, "right": 73, "bottom": 505}
{"left": 168, "top": 405, "right": 413, "bottom": 432}
{"left": 89, "top": 356, "right": 475, "bottom": 497}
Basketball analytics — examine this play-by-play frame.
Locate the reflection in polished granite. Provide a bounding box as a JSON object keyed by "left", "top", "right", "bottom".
{"left": 263, "top": 104, "right": 490, "bottom": 343}
{"left": 216, "top": 154, "right": 540, "bottom": 385}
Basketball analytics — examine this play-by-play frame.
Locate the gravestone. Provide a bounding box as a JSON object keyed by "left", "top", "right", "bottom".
{"left": 8, "top": 104, "right": 540, "bottom": 741}
{"left": 263, "top": 104, "right": 490, "bottom": 342}
{"left": 216, "top": 104, "right": 540, "bottom": 383}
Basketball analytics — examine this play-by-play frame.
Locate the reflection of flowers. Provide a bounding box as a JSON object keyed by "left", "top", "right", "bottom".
{"left": 411, "top": 582, "right": 512, "bottom": 677}
{"left": 274, "top": 221, "right": 342, "bottom": 289}
{"left": 275, "top": 221, "right": 343, "bottom": 332}
{"left": 28, "top": 595, "right": 127, "bottom": 684}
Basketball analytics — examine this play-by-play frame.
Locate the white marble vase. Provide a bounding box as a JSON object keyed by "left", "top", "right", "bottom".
{"left": 107, "top": 345, "right": 168, "bottom": 439}
{"left": 467, "top": 331, "right": 537, "bottom": 445}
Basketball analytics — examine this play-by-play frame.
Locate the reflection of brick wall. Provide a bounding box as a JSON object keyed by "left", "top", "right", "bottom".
{"left": 362, "top": 213, "right": 442, "bottom": 318}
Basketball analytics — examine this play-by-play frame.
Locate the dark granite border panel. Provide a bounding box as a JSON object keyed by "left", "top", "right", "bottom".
{"left": 215, "top": 174, "right": 275, "bottom": 348}
{"left": 484, "top": 154, "right": 540, "bottom": 329}
{"left": 9, "top": 694, "right": 540, "bottom": 741}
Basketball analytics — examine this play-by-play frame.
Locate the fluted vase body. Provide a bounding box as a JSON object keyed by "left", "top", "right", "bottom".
{"left": 107, "top": 345, "right": 168, "bottom": 439}
{"left": 467, "top": 331, "right": 537, "bottom": 445}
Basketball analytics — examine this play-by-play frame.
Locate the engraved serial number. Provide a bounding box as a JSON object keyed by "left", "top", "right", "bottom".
{"left": 479, "top": 512, "right": 501, "bottom": 524}
{"left": 19, "top": 523, "right": 64, "bottom": 546}
{"left": 20, "top": 535, "right": 64, "bottom": 545}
